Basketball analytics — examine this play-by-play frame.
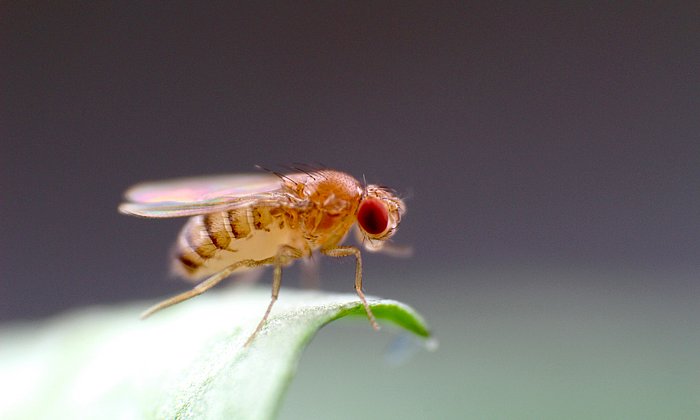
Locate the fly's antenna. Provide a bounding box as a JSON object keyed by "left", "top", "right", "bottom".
{"left": 255, "top": 164, "right": 298, "bottom": 185}
{"left": 366, "top": 234, "right": 379, "bottom": 249}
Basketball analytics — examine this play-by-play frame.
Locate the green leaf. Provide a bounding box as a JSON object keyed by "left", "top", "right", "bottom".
{"left": 0, "top": 287, "right": 431, "bottom": 420}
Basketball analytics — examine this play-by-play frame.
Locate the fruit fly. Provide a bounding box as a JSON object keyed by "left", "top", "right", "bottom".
{"left": 119, "top": 169, "right": 407, "bottom": 346}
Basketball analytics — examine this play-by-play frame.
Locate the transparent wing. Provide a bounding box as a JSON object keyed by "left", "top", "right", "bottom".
{"left": 119, "top": 173, "right": 301, "bottom": 218}
{"left": 118, "top": 195, "right": 287, "bottom": 218}
{"left": 124, "top": 173, "right": 282, "bottom": 203}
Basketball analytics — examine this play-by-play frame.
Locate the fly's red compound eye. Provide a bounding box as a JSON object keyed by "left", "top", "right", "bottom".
{"left": 357, "top": 198, "right": 389, "bottom": 235}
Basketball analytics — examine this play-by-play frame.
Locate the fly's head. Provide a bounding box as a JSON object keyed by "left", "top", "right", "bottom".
{"left": 356, "top": 185, "right": 405, "bottom": 249}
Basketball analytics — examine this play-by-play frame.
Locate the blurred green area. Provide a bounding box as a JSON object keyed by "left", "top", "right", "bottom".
{"left": 281, "top": 266, "right": 700, "bottom": 419}
{"left": 1, "top": 266, "right": 697, "bottom": 419}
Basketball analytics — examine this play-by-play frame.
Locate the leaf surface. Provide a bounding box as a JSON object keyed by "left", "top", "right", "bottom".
{"left": 0, "top": 288, "right": 430, "bottom": 420}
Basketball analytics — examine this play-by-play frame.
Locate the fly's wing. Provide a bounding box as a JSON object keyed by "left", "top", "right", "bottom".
{"left": 119, "top": 173, "right": 299, "bottom": 218}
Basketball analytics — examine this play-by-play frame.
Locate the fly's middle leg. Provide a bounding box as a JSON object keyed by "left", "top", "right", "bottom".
{"left": 244, "top": 244, "right": 304, "bottom": 347}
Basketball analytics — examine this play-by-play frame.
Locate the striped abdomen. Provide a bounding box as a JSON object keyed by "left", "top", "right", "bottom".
{"left": 172, "top": 206, "right": 299, "bottom": 280}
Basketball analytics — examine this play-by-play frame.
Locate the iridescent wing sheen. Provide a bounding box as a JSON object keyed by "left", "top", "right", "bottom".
{"left": 124, "top": 174, "right": 282, "bottom": 203}
{"left": 119, "top": 173, "right": 302, "bottom": 218}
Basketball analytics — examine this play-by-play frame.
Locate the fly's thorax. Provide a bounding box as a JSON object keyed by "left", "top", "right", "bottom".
{"left": 288, "top": 170, "right": 364, "bottom": 248}
{"left": 171, "top": 206, "right": 304, "bottom": 279}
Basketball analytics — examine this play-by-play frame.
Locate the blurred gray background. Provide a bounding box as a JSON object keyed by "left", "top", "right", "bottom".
{"left": 2, "top": 2, "right": 699, "bottom": 418}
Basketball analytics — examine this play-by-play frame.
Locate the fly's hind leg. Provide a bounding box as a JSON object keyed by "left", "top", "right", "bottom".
{"left": 140, "top": 257, "right": 275, "bottom": 319}
{"left": 321, "top": 246, "right": 380, "bottom": 331}
{"left": 244, "top": 244, "right": 304, "bottom": 346}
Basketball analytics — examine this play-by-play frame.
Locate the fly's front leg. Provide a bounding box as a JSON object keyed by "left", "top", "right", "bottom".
{"left": 321, "top": 246, "right": 380, "bottom": 331}
{"left": 245, "top": 244, "right": 304, "bottom": 347}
